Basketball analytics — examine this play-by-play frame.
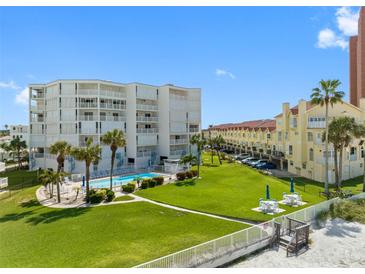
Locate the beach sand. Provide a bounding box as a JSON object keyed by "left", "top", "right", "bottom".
{"left": 230, "top": 218, "right": 365, "bottom": 268}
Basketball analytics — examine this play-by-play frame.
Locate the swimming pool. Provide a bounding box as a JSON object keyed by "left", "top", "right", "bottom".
{"left": 89, "top": 173, "right": 159, "bottom": 188}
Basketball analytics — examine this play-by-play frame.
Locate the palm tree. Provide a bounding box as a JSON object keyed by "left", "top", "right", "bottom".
{"left": 326, "top": 117, "right": 357, "bottom": 189}
{"left": 9, "top": 137, "right": 27, "bottom": 170}
{"left": 38, "top": 169, "right": 67, "bottom": 199}
{"left": 207, "top": 136, "right": 215, "bottom": 164}
{"left": 101, "top": 129, "right": 126, "bottom": 190}
{"left": 71, "top": 138, "right": 101, "bottom": 203}
{"left": 190, "top": 134, "right": 206, "bottom": 178}
{"left": 310, "top": 79, "right": 344, "bottom": 194}
{"left": 213, "top": 135, "right": 225, "bottom": 165}
{"left": 49, "top": 141, "right": 72, "bottom": 203}
{"left": 180, "top": 154, "right": 197, "bottom": 169}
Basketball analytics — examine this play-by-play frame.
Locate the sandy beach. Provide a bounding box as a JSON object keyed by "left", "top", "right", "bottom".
{"left": 230, "top": 218, "right": 365, "bottom": 268}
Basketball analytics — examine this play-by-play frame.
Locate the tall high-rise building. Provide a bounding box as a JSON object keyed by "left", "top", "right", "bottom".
{"left": 350, "top": 7, "right": 365, "bottom": 106}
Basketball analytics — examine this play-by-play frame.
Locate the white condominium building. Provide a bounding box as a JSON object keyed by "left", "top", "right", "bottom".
{"left": 29, "top": 80, "right": 201, "bottom": 174}
{"left": 9, "top": 125, "right": 29, "bottom": 145}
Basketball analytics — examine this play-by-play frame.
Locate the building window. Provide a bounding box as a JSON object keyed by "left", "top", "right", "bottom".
{"left": 308, "top": 148, "right": 314, "bottom": 161}
{"left": 290, "top": 161, "right": 294, "bottom": 166}
{"left": 278, "top": 131, "right": 282, "bottom": 142}
{"left": 289, "top": 145, "right": 293, "bottom": 155}
{"left": 307, "top": 132, "right": 313, "bottom": 142}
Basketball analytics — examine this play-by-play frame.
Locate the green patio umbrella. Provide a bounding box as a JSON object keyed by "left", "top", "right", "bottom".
{"left": 290, "top": 177, "right": 295, "bottom": 193}
{"left": 266, "top": 184, "right": 270, "bottom": 200}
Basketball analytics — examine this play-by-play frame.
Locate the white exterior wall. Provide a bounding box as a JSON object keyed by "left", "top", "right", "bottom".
{"left": 29, "top": 80, "right": 201, "bottom": 175}
{"left": 9, "top": 125, "right": 29, "bottom": 146}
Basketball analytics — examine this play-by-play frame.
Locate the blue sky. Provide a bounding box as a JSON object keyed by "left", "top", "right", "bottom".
{"left": 0, "top": 6, "right": 360, "bottom": 128}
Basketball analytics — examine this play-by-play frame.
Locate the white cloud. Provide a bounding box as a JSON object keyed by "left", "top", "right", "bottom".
{"left": 316, "top": 7, "right": 359, "bottom": 50}
{"left": 215, "top": 68, "right": 236, "bottom": 79}
{"left": 336, "top": 7, "right": 359, "bottom": 36}
{"left": 0, "top": 80, "right": 20, "bottom": 90}
{"left": 317, "top": 28, "right": 347, "bottom": 50}
{"left": 15, "top": 87, "right": 29, "bottom": 105}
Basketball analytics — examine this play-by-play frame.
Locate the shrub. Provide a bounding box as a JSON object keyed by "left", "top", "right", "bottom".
{"left": 89, "top": 189, "right": 106, "bottom": 204}
{"left": 122, "top": 183, "right": 135, "bottom": 193}
{"left": 153, "top": 176, "right": 164, "bottom": 186}
{"left": 106, "top": 190, "right": 115, "bottom": 202}
{"left": 141, "top": 181, "right": 149, "bottom": 189}
{"left": 191, "top": 170, "right": 198, "bottom": 177}
{"left": 185, "top": 171, "right": 193, "bottom": 179}
{"left": 176, "top": 172, "right": 186, "bottom": 181}
{"left": 148, "top": 179, "right": 156, "bottom": 188}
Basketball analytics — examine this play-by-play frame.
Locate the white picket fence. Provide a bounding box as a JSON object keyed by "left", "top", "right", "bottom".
{"left": 134, "top": 193, "right": 365, "bottom": 268}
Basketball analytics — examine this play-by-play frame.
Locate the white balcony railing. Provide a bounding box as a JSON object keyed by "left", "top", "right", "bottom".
{"left": 189, "top": 128, "right": 199, "bottom": 133}
{"left": 136, "top": 116, "right": 159, "bottom": 122}
{"left": 79, "top": 102, "right": 98, "bottom": 108}
{"left": 170, "top": 150, "right": 187, "bottom": 156}
{"left": 79, "top": 115, "right": 96, "bottom": 121}
{"left": 99, "top": 103, "right": 126, "bottom": 110}
{"left": 136, "top": 151, "right": 156, "bottom": 158}
{"left": 100, "top": 90, "right": 126, "bottom": 98}
{"left": 349, "top": 154, "right": 357, "bottom": 161}
{"left": 33, "top": 153, "right": 45, "bottom": 158}
{"left": 137, "top": 128, "right": 158, "bottom": 134}
{"left": 136, "top": 104, "right": 158, "bottom": 111}
{"left": 78, "top": 89, "right": 99, "bottom": 96}
{"left": 31, "top": 117, "right": 44, "bottom": 123}
{"left": 101, "top": 116, "right": 125, "bottom": 122}
{"left": 170, "top": 139, "right": 188, "bottom": 145}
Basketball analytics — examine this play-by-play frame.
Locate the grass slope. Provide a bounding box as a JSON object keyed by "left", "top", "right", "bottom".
{"left": 0, "top": 183, "right": 247, "bottom": 267}
{"left": 136, "top": 155, "right": 364, "bottom": 222}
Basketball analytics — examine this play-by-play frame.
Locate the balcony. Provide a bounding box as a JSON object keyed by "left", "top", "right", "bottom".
{"left": 308, "top": 119, "right": 326, "bottom": 129}
{"left": 78, "top": 89, "right": 99, "bottom": 96}
{"left": 31, "top": 117, "right": 44, "bottom": 123}
{"left": 170, "top": 139, "right": 188, "bottom": 145}
{"left": 100, "top": 90, "right": 126, "bottom": 98}
{"left": 137, "top": 151, "right": 156, "bottom": 158}
{"left": 100, "top": 115, "right": 125, "bottom": 122}
{"left": 136, "top": 116, "right": 159, "bottom": 123}
{"left": 170, "top": 150, "right": 187, "bottom": 157}
{"left": 79, "top": 115, "right": 96, "bottom": 121}
{"left": 189, "top": 128, "right": 200, "bottom": 133}
{"left": 79, "top": 102, "right": 98, "bottom": 108}
{"left": 349, "top": 154, "right": 357, "bottom": 161}
{"left": 136, "top": 104, "right": 158, "bottom": 111}
{"left": 100, "top": 103, "right": 126, "bottom": 110}
{"left": 33, "top": 153, "right": 44, "bottom": 158}
{"left": 137, "top": 128, "right": 158, "bottom": 134}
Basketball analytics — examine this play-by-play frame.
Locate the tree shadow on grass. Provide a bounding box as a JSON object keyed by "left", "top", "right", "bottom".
{"left": 0, "top": 211, "right": 35, "bottom": 223}
{"left": 25, "top": 207, "right": 91, "bottom": 225}
{"left": 20, "top": 199, "right": 41, "bottom": 208}
{"left": 175, "top": 179, "right": 196, "bottom": 187}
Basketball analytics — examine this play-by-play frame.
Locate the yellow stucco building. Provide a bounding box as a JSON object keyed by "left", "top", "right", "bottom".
{"left": 209, "top": 98, "right": 365, "bottom": 183}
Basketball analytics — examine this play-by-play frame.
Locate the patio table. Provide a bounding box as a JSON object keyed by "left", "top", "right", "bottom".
{"left": 284, "top": 193, "right": 301, "bottom": 205}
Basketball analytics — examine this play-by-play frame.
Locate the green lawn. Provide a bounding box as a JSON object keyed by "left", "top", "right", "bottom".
{"left": 0, "top": 182, "right": 247, "bottom": 267}
{"left": 136, "top": 154, "right": 364, "bottom": 222}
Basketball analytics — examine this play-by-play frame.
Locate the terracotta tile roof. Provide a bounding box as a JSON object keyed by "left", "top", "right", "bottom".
{"left": 210, "top": 119, "right": 276, "bottom": 131}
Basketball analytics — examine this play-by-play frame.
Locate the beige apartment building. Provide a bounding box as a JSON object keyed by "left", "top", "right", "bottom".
{"left": 209, "top": 99, "right": 365, "bottom": 183}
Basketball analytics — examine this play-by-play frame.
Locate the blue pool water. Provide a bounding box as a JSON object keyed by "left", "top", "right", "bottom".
{"left": 90, "top": 173, "right": 159, "bottom": 188}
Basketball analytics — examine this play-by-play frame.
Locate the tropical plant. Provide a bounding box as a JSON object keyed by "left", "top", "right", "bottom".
{"left": 101, "top": 129, "right": 126, "bottom": 190}
{"left": 213, "top": 135, "right": 225, "bottom": 165}
{"left": 190, "top": 134, "right": 206, "bottom": 178}
{"left": 9, "top": 136, "right": 27, "bottom": 170}
{"left": 180, "top": 154, "right": 197, "bottom": 169}
{"left": 38, "top": 169, "right": 67, "bottom": 199}
{"left": 71, "top": 138, "right": 101, "bottom": 203}
{"left": 310, "top": 79, "right": 344, "bottom": 194}
{"left": 326, "top": 117, "right": 358, "bottom": 189}
{"left": 49, "top": 141, "right": 72, "bottom": 203}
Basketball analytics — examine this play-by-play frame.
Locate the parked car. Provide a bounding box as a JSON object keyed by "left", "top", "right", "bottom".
{"left": 250, "top": 159, "right": 269, "bottom": 168}
{"left": 235, "top": 154, "right": 250, "bottom": 160}
{"left": 243, "top": 157, "right": 259, "bottom": 165}
{"left": 256, "top": 162, "right": 277, "bottom": 170}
